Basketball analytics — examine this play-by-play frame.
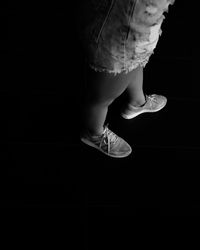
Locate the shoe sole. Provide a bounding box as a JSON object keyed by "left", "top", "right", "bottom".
{"left": 81, "top": 138, "right": 132, "bottom": 158}
{"left": 121, "top": 101, "right": 167, "bottom": 120}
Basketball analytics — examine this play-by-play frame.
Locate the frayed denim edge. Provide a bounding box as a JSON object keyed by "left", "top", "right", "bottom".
{"left": 89, "top": 61, "right": 148, "bottom": 76}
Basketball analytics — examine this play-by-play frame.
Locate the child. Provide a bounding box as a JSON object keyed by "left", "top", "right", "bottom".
{"left": 78, "top": 0, "right": 175, "bottom": 158}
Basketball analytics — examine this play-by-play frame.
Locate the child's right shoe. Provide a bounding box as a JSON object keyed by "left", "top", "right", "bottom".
{"left": 80, "top": 125, "right": 132, "bottom": 158}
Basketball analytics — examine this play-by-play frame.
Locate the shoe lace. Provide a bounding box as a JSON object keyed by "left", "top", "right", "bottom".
{"left": 99, "top": 125, "right": 118, "bottom": 153}
{"left": 146, "top": 95, "right": 158, "bottom": 108}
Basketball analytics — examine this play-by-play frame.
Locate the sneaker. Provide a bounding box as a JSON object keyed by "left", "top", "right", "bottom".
{"left": 80, "top": 125, "right": 132, "bottom": 158}
{"left": 121, "top": 94, "right": 167, "bottom": 119}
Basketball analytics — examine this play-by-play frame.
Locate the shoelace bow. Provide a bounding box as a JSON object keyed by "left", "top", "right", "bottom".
{"left": 146, "top": 95, "right": 158, "bottom": 108}
{"left": 99, "top": 126, "right": 118, "bottom": 153}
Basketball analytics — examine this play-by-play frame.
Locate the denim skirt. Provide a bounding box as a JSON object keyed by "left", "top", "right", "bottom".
{"left": 79, "top": 0, "right": 175, "bottom": 75}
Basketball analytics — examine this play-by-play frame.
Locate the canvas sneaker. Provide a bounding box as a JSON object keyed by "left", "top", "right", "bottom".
{"left": 121, "top": 94, "right": 167, "bottom": 119}
{"left": 80, "top": 125, "right": 132, "bottom": 158}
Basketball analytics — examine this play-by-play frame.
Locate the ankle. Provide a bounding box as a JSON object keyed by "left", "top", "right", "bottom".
{"left": 82, "top": 127, "right": 104, "bottom": 137}
{"left": 90, "top": 129, "right": 104, "bottom": 137}
{"left": 129, "top": 96, "right": 146, "bottom": 107}
{"left": 129, "top": 101, "right": 146, "bottom": 107}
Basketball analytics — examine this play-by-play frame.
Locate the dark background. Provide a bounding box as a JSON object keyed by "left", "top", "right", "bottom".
{"left": 3, "top": 0, "right": 199, "bottom": 218}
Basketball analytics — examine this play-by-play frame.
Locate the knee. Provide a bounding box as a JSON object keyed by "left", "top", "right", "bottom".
{"left": 86, "top": 96, "right": 114, "bottom": 108}
{"left": 96, "top": 98, "right": 115, "bottom": 107}
{"left": 101, "top": 98, "right": 114, "bottom": 107}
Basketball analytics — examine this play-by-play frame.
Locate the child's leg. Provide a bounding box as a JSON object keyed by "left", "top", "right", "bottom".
{"left": 82, "top": 66, "right": 131, "bottom": 136}
{"left": 125, "top": 66, "right": 146, "bottom": 107}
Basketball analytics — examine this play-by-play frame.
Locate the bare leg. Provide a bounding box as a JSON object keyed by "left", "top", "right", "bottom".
{"left": 81, "top": 65, "right": 132, "bottom": 135}
{"left": 125, "top": 66, "right": 146, "bottom": 107}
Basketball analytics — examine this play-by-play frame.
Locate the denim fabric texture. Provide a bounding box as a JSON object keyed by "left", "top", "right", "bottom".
{"left": 79, "top": 0, "right": 175, "bottom": 75}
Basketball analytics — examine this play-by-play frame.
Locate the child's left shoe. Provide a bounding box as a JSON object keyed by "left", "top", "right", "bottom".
{"left": 121, "top": 94, "right": 167, "bottom": 119}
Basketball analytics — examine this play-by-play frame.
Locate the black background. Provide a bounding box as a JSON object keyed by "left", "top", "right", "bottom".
{"left": 3, "top": 0, "right": 199, "bottom": 219}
